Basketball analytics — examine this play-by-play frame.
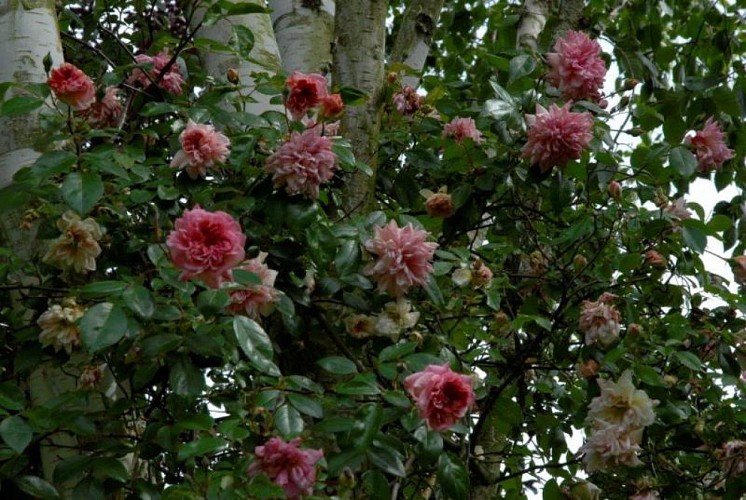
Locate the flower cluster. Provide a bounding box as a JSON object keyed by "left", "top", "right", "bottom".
{"left": 48, "top": 63, "right": 96, "bottom": 110}
{"left": 37, "top": 298, "right": 86, "bottom": 354}
{"left": 443, "top": 117, "right": 483, "bottom": 144}
{"left": 581, "top": 370, "right": 658, "bottom": 472}
{"left": 546, "top": 30, "right": 607, "bottom": 103}
{"left": 166, "top": 206, "right": 246, "bottom": 288}
{"left": 364, "top": 220, "right": 438, "bottom": 296}
{"left": 265, "top": 129, "right": 338, "bottom": 199}
{"left": 128, "top": 49, "right": 184, "bottom": 95}
{"left": 248, "top": 437, "right": 323, "bottom": 499}
{"left": 578, "top": 292, "right": 622, "bottom": 348}
{"left": 170, "top": 120, "right": 231, "bottom": 179}
{"left": 87, "top": 86, "right": 123, "bottom": 128}
{"left": 227, "top": 252, "right": 279, "bottom": 319}
{"left": 664, "top": 197, "right": 692, "bottom": 223}
{"left": 716, "top": 440, "right": 746, "bottom": 478}
{"left": 686, "top": 117, "right": 734, "bottom": 173}
{"left": 43, "top": 211, "right": 103, "bottom": 273}
{"left": 404, "top": 364, "right": 475, "bottom": 431}
{"left": 522, "top": 103, "right": 594, "bottom": 172}
{"left": 285, "top": 72, "right": 344, "bottom": 121}
{"left": 346, "top": 298, "right": 420, "bottom": 339}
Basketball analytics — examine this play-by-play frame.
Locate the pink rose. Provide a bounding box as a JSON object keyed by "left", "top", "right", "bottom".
{"left": 319, "top": 93, "right": 345, "bottom": 119}
{"left": 48, "top": 63, "right": 96, "bottom": 110}
{"left": 248, "top": 437, "right": 323, "bottom": 499}
{"left": 579, "top": 292, "right": 621, "bottom": 347}
{"left": 522, "top": 103, "right": 594, "bottom": 172}
{"left": 87, "top": 86, "right": 123, "bottom": 128}
{"left": 608, "top": 180, "right": 622, "bottom": 200}
{"left": 128, "top": 49, "right": 184, "bottom": 95}
{"left": 285, "top": 72, "right": 329, "bottom": 120}
{"left": 443, "top": 117, "right": 483, "bottom": 144}
{"left": 265, "top": 129, "right": 337, "bottom": 199}
{"left": 686, "top": 117, "right": 734, "bottom": 173}
{"left": 364, "top": 219, "right": 438, "bottom": 297}
{"left": 166, "top": 206, "right": 246, "bottom": 288}
{"left": 404, "top": 364, "right": 475, "bottom": 431}
{"left": 546, "top": 31, "right": 607, "bottom": 103}
{"left": 644, "top": 250, "right": 667, "bottom": 268}
{"left": 170, "top": 120, "right": 231, "bottom": 179}
{"left": 227, "top": 252, "right": 279, "bottom": 318}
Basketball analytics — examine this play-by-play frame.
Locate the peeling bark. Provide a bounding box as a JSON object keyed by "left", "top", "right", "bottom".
{"left": 516, "top": 0, "right": 549, "bottom": 50}
{"left": 390, "top": 0, "right": 445, "bottom": 89}
{"left": 192, "top": 0, "right": 283, "bottom": 115}
{"left": 553, "top": 0, "right": 586, "bottom": 40}
{"left": 269, "top": 0, "right": 335, "bottom": 75}
{"left": 332, "top": 0, "right": 387, "bottom": 215}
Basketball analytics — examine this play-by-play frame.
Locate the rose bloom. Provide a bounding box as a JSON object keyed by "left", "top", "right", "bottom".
{"left": 579, "top": 292, "right": 622, "bottom": 348}
{"left": 608, "top": 180, "right": 622, "bottom": 200}
{"left": 248, "top": 437, "right": 323, "bottom": 499}
{"left": 170, "top": 120, "right": 231, "bottom": 179}
{"left": 443, "top": 117, "right": 483, "bottom": 144}
{"left": 587, "top": 370, "right": 658, "bottom": 429}
{"left": 546, "top": 30, "right": 607, "bottom": 102}
{"left": 404, "top": 363, "right": 476, "bottom": 431}
{"left": 48, "top": 63, "right": 96, "bottom": 110}
{"left": 128, "top": 49, "right": 184, "bottom": 95}
{"left": 373, "top": 298, "right": 420, "bottom": 338}
{"left": 43, "top": 211, "right": 103, "bottom": 273}
{"left": 716, "top": 440, "right": 746, "bottom": 477}
{"left": 686, "top": 117, "right": 734, "bottom": 173}
{"left": 569, "top": 481, "right": 602, "bottom": 500}
{"left": 265, "top": 129, "right": 337, "bottom": 199}
{"left": 644, "top": 250, "right": 667, "bottom": 268}
{"left": 393, "top": 85, "right": 424, "bottom": 115}
{"left": 663, "top": 197, "right": 692, "bottom": 221}
{"left": 581, "top": 422, "right": 644, "bottom": 473}
{"left": 471, "top": 259, "right": 493, "bottom": 288}
{"left": 166, "top": 206, "right": 246, "bottom": 288}
{"left": 364, "top": 219, "right": 438, "bottom": 297}
{"left": 79, "top": 364, "right": 106, "bottom": 390}
{"left": 285, "top": 72, "right": 329, "bottom": 120}
{"left": 227, "top": 252, "right": 279, "bottom": 318}
{"left": 87, "top": 86, "right": 123, "bottom": 128}
{"left": 421, "top": 187, "right": 454, "bottom": 218}
{"left": 319, "top": 93, "right": 344, "bottom": 119}
{"left": 732, "top": 256, "right": 746, "bottom": 285}
{"left": 522, "top": 103, "right": 594, "bottom": 172}
{"left": 37, "top": 298, "right": 85, "bottom": 354}
{"left": 346, "top": 314, "right": 377, "bottom": 339}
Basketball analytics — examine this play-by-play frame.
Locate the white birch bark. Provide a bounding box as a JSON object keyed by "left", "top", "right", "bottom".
{"left": 193, "top": 0, "right": 283, "bottom": 115}
{"left": 0, "top": 0, "right": 64, "bottom": 188}
{"left": 516, "top": 0, "right": 549, "bottom": 50}
{"left": 333, "top": 0, "right": 387, "bottom": 215}
{"left": 268, "top": 0, "right": 335, "bottom": 75}
{"left": 390, "top": 0, "right": 444, "bottom": 89}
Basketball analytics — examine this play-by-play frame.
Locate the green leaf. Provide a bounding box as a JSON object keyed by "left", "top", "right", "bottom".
{"left": 378, "top": 342, "right": 417, "bottom": 362}
{"left": 669, "top": 146, "right": 697, "bottom": 177}
{"left": 274, "top": 404, "right": 304, "bottom": 438}
{"left": 707, "top": 215, "right": 733, "bottom": 233}
{"left": 232, "top": 269, "right": 262, "bottom": 285}
{"left": 79, "top": 281, "right": 127, "bottom": 298}
{"left": 335, "top": 240, "right": 361, "bottom": 276}
{"left": 318, "top": 356, "right": 358, "bottom": 375}
{"left": 0, "top": 415, "right": 33, "bottom": 453}
{"left": 422, "top": 274, "right": 445, "bottom": 310}
{"left": 232, "top": 24, "right": 255, "bottom": 55}
{"left": 0, "top": 382, "right": 25, "bottom": 411}
{"left": 352, "top": 403, "right": 383, "bottom": 450}
{"left": 288, "top": 393, "right": 323, "bottom": 419}
{"left": 139, "top": 102, "right": 180, "bottom": 116}
{"left": 508, "top": 54, "right": 535, "bottom": 83}
{"left": 221, "top": 0, "right": 269, "bottom": 15}
{"left": 170, "top": 357, "right": 206, "bottom": 397}
{"left": 367, "top": 446, "right": 406, "bottom": 477}
{"left": 140, "top": 334, "right": 183, "bottom": 357}
{"left": 195, "top": 289, "right": 230, "bottom": 314}
{"left": 14, "top": 476, "right": 60, "bottom": 499}
{"left": 177, "top": 437, "right": 226, "bottom": 461}
{"left": 233, "top": 316, "right": 281, "bottom": 376}
{"left": 543, "top": 479, "right": 563, "bottom": 500}
{"left": 92, "top": 458, "right": 128, "bottom": 482}
{"left": 123, "top": 284, "right": 154, "bottom": 319}
{"left": 61, "top": 171, "right": 104, "bottom": 214}
{"left": 338, "top": 86, "right": 369, "bottom": 105}
{"left": 53, "top": 456, "right": 92, "bottom": 483}
{"left": 675, "top": 351, "right": 703, "bottom": 371}
{"left": 414, "top": 426, "right": 443, "bottom": 461}
{"left": 336, "top": 373, "right": 380, "bottom": 396}
{"left": 0, "top": 96, "right": 44, "bottom": 117}
{"left": 681, "top": 223, "right": 707, "bottom": 253}
{"left": 438, "top": 453, "right": 469, "bottom": 499}
{"left": 79, "top": 303, "right": 128, "bottom": 353}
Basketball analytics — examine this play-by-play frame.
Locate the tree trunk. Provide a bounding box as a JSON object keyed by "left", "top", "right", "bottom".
{"left": 390, "top": 0, "right": 444, "bottom": 89}
{"left": 332, "top": 0, "right": 387, "bottom": 216}
{"left": 192, "top": 0, "right": 283, "bottom": 115}
{"left": 516, "top": 0, "right": 549, "bottom": 50}
{"left": 269, "top": 0, "right": 335, "bottom": 75}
